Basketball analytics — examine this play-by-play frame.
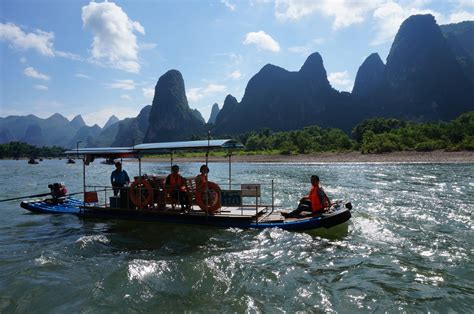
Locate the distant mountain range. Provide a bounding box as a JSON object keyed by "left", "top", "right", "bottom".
{"left": 1, "top": 14, "right": 472, "bottom": 148}
{"left": 0, "top": 110, "right": 120, "bottom": 148}
{"left": 214, "top": 15, "right": 473, "bottom": 134}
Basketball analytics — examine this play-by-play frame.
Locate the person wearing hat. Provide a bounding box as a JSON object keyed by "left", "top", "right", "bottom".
{"left": 110, "top": 161, "right": 130, "bottom": 196}
{"left": 283, "top": 175, "right": 330, "bottom": 218}
{"left": 165, "top": 165, "right": 188, "bottom": 209}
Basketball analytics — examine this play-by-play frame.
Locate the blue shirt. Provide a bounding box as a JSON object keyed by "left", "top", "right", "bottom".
{"left": 111, "top": 169, "right": 130, "bottom": 186}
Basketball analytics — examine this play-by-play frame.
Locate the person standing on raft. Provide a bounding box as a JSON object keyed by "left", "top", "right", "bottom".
{"left": 284, "top": 175, "right": 330, "bottom": 218}
{"left": 110, "top": 161, "right": 130, "bottom": 196}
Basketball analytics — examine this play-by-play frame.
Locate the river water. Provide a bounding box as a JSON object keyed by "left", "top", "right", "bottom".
{"left": 0, "top": 159, "right": 472, "bottom": 312}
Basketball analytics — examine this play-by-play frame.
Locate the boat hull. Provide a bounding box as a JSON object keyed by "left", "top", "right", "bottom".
{"left": 20, "top": 198, "right": 351, "bottom": 231}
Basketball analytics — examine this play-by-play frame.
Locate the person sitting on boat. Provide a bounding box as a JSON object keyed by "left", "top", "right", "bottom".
{"left": 284, "top": 175, "right": 330, "bottom": 218}
{"left": 48, "top": 182, "right": 68, "bottom": 203}
{"left": 195, "top": 164, "right": 209, "bottom": 190}
{"left": 111, "top": 161, "right": 130, "bottom": 196}
{"left": 165, "top": 165, "right": 189, "bottom": 209}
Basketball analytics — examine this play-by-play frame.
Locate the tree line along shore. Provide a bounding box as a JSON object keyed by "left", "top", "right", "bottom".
{"left": 1, "top": 111, "right": 472, "bottom": 159}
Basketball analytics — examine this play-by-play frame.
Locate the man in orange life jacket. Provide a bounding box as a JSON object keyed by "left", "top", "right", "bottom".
{"left": 284, "top": 175, "right": 330, "bottom": 218}
{"left": 165, "top": 165, "right": 189, "bottom": 208}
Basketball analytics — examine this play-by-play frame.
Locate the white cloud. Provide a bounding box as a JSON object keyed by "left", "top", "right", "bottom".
{"left": 120, "top": 94, "right": 132, "bottom": 100}
{"left": 288, "top": 37, "right": 325, "bottom": 55}
{"left": 446, "top": 11, "right": 474, "bottom": 23}
{"left": 221, "top": 0, "right": 236, "bottom": 11}
{"left": 55, "top": 50, "right": 82, "bottom": 61}
{"left": 82, "top": 105, "right": 141, "bottom": 127}
{"left": 204, "top": 84, "right": 227, "bottom": 93}
{"left": 82, "top": 1, "right": 145, "bottom": 73}
{"left": 213, "top": 52, "right": 244, "bottom": 66}
{"left": 187, "top": 84, "right": 227, "bottom": 103}
{"left": 75, "top": 73, "right": 92, "bottom": 79}
{"left": 228, "top": 70, "right": 242, "bottom": 79}
{"left": 328, "top": 71, "right": 353, "bottom": 91}
{"left": 371, "top": 2, "right": 442, "bottom": 45}
{"left": 139, "top": 42, "right": 157, "bottom": 50}
{"left": 142, "top": 87, "right": 154, "bottom": 99}
{"left": 274, "top": 0, "right": 470, "bottom": 38}
{"left": 0, "top": 22, "right": 81, "bottom": 60}
{"left": 243, "top": 30, "right": 280, "bottom": 52}
{"left": 456, "top": 0, "right": 474, "bottom": 8}
{"left": 34, "top": 84, "right": 48, "bottom": 91}
{"left": 105, "top": 79, "right": 135, "bottom": 90}
{"left": 275, "top": 0, "right": 382, "bottom": 29}
{"left": 228, "top": 53, "right": 243, "bottom": 64}
{"left": 187, "top": 88, "right": 203, "bottom": 103}
{"left": 274, "top": 0, "right": 319, "bottom": 21}
{"left": 24, "top": 67, "right": 50, "bottom": 80}
{"left": 0, "top": 22, "right": 54, "bottom": 56}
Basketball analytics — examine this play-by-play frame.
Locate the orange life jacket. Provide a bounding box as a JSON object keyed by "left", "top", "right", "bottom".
{"left": 309, "top": 186, "right": 328, "bottom": 212}
{"left": 167, "top": 173, "right": 185, "bottom": 189}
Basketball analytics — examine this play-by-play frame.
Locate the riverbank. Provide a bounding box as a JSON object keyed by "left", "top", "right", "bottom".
{"left": 140, "top": 150, "right": 474, "bottom": 163}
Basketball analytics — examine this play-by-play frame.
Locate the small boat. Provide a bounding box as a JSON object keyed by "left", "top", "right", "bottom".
{"left": 19, "top": 139, "right": 353, "bottom": 231}
{"left": 66, "top": 158, "right": 76, "bottom": 164}
{"left": 28, "top": 158, "right": 38, "bottom": 164}
{"left": 101, "top": 157, "right": 115, "bottom": 165}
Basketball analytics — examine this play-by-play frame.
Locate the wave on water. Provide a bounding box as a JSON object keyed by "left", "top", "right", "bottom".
{"left": 34, "top": 253, "right": 58, "bottom": 266}
{"left": 76, "top": 234, "right": 110, "bottom": 248}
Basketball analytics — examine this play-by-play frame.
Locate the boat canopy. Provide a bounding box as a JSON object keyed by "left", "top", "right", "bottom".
{"left": 65, "top": 139, "right": 243, "bottom": 157}
{"left": 134, "top": 139, "right": 243, "bottom": 153}
{"left": 64, "top": 147, "right": 136, "bottom": 158}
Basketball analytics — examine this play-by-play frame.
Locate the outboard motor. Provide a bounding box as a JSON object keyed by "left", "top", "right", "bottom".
{"left": 48, "top": 182, "right": 68, "bottom": 199}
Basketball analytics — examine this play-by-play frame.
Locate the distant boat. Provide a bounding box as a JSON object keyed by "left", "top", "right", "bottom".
{"left": 28, "top": 158, "right": 39, "bottom": 164}
{"left": 101, "top": 157, "right": 116, "bottom": 165}
{"left": 66, "top": 158, "right": 76, "bottom": 164}
{"left": 39, "top": 158, "right": 43, "bottom": 161}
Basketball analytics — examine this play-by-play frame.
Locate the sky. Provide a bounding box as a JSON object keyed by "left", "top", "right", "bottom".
{"left": 1, "top": 0, "right": 473, "bottom": 127}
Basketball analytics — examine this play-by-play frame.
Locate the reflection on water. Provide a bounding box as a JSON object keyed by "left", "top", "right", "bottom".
{"left": 0, "top": 160, "right": 473, "bottom": 312}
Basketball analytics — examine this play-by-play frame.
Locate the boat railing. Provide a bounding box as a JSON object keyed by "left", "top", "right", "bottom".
{"left": 213, "top": 181, "right": 276, "bottom": 217}
{"left": 82, "top": 179, "right": 276, "bottom": 218}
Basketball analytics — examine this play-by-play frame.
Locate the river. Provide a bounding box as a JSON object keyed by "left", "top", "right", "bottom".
{"left": 0, "top": 159, "right": 472, "bottom": 312}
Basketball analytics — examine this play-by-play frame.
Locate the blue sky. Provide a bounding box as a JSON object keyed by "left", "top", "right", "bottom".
{"left": 1, "top": 0, "right": 473, "bottom": 126}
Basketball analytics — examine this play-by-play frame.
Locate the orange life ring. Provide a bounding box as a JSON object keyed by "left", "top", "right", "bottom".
{"left": 129, "top": 178, "right": 153, "bottom": 208}
{"left": 195, "top": 181, "right": 221, "bottom": 214}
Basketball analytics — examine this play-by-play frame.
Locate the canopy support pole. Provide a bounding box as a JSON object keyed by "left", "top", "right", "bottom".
{"left": 82, "top": 155, "right": 86, "bottom": 206}
{"left": 205, "top": 131, "right": 211, "bottom": 218}
{"left": 138, "top": 154, "right": 142, "bottom": 210}
{"left": 205, "top": 131, "right": 210, "bottom": 167}
{"left": 228, "top": 150, "right": 232, "bottom": 190}
{"left": 76, "top": 141, "right": 85, "bottom": 207}
{"left": 139, "top": 155, "right": 142, "bottom": 178}
{"left": 170, "top": 152, "right": 173, "bottom": 170}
